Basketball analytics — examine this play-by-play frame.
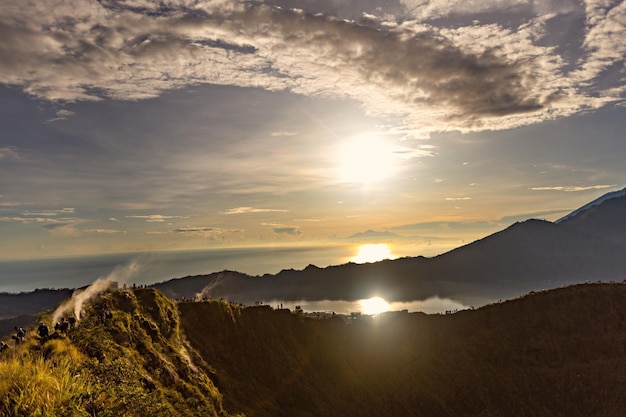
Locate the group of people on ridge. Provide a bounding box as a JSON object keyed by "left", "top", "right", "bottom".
{"left": 1, "top": 316, "right": 78, "bottom": 353}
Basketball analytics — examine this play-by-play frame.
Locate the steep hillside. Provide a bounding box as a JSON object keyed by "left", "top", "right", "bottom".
{"left": 1, "top": 288, "right": 229, "bottom": 417}
{"left": 3, "top": 284, "right": 626, "bottom": 416}
{"left": 179, "top": 283, "right": 626, "bottom": 417}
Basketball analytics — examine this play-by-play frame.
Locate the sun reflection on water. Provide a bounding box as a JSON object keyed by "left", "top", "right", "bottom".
{"left": 359, "top": 296, "right": 391, "bottom": 315}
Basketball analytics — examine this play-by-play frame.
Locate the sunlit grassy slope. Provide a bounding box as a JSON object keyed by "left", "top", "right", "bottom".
{"left": 1, "top": 289, "right": 229, "bottom": 417}
{"left": 2, "top": 284, "right": 626, "bottom": 416}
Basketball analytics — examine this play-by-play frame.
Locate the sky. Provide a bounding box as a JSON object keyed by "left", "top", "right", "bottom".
{"left": 1, "top": 0, "right": 625, "bottom": 268}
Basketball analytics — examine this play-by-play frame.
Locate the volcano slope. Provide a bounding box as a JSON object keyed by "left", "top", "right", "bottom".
{"left": 2, "top": 284, "right": 626, "bottom": 416}
{"left": 179, "top": 283, "right": 626, "bottom": 417}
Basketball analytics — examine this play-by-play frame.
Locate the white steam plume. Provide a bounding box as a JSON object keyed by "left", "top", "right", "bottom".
{"left": 51, "top": 258, "right": 143, "bottom": 325}
{"left": 195, "top": 272, "right": 226, "bottom": 301}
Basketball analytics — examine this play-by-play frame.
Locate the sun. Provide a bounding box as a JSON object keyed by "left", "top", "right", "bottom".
{"left": 337, "top": 135, "right": 396, "bottom": 184}
{"left": 352, "top": 243, "right": 395, "bottom": 263}
{"left": 360, "top": 297, "right": 390, "bottom": 315}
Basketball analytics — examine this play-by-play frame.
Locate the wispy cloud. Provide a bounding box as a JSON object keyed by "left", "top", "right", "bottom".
{"left": 46, "top": 109, "right": 75, "bottom": 123}
{"left": 222, "top": 207, "right": 288, "bottom": 215}
{"left": 0, "top": 216, "right": 47, "bottom": 224}
{"left": 84, "top": 228, "right": 126, "bottom": 234}
{"left": 393, "top": 145, "right": 436, "bottom": 159}
{"left": 531, "top": 185, "right": 615, "bottom": 192}
{"left": 175, "top": 227, "right": 215, "bottom": 233}
{"left": 0, "top": 215, "right": 78, "bottom": 226}
{"left": 261, "top": 222, "right": 302, "bottom": 236}
{"left": 0, "top": 147, "right": 20, "bottom": 160}
{"left": 41, "top": 220, "right": 83, "bottom": 237}
{"left": 270, "top": 131, "right": 298, "bottom": 137}
{"left": 273, "top": 227, "right": 302, "bottom": 236}
{"left": 126, "top": 214, "right": 185, "bottom": 222}
{"left": 175, "top": 226, "right": 243, "bottom": 239}
{"left": 400, "top": 0, "right": 581, "bottom": 20}
{"left": 22, "top": 208, "right": 75, "bottom": 216}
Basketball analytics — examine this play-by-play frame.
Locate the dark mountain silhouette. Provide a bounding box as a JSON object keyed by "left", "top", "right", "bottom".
{"left": 0, "top": 288, "right": 74, "bottom": 320}
{"left": 556, "top": 186, "right": 626, "bottom": 223}
{"left": 179, "top": 283, "right": 626, "bottom": 417}
{"left": 2, "top": 187, "right": 624, "bottom": 333}
{"left": 0, "top": 289, "right": 75, "bottom": 338}
{"left": 2, "top": 284, "right": 626, "bottom": 416}
{"left": 153, "top": 189, "right": 626, "bottom": 306}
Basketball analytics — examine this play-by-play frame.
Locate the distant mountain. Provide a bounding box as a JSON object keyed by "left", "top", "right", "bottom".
{"left": 343, "top": 229, "right": 401, "bottom": 240}
{"left": 0, "top": 288, "right": 74, "bottom": 337}
{"left": 152, "top": 189, "right": 626, "bottom": 307}
{"left": 555, "top": 186, "right": 626, "bottom": 223}
{"left": 0, "top": 288, "right": 73, "bottom": 320}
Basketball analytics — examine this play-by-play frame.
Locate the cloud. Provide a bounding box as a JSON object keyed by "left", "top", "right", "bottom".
{"left": 222, "top": 206, "right": 288, "bottom": 215}
{"left": 270, "top": 131, "right": 298, "bottom": 137}
{"left": 343, "top": 229, "right": 402, "bottom": 240}
{"left": 126, "top": 214, "right": 185, "bottom": 222}
{"left": 399, "top": 0, "right": 581, "bottom": 21}
{"left": 530, "top": 184, "right": 615, "bottom": 192}
{"left": 0, "top": 214, "right": 81, "bottom": 234}
{"left": 84, "top": 228, "right": 126, "bottom": 234}
{"left": 445, "top": 197, "right": 472, "bottom": 201}
{"left": 22, "top": 208, "right": 75, "bottom": 216}
{"left": 41, "top": 221, "right": 83, "bottom": 237}
{"left": 175, "top": 226, "right": 215, "bottom": 233}
{"left": 261, "top": 221, "right": 302, "bottom": 236}
{"left": 393, "top": 145, "right": 437, "bottom": 159}
{"left": 572, "top": 0, "right": 626, "bottom": 91}
{"left": 46, "top": 109, "right": 75, "bottom": 122}
{"left": 0, "top": 216, "right": 51, "bottom": 224}
{"left": 1, "top": 0, "right": 623, "bottom": 135}
{"left": 175, "top": 226, "right": 244, "bottom": 240}
{"left": 0, "top": 146, "right": 20, "bottom": 160}
{"left": 273, "top": 227, "right": 302, "bottom": 236}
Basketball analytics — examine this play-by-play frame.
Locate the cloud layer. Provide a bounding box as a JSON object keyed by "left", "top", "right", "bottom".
{"left": 1, "top": 0, "right": 624, "bottom": 135}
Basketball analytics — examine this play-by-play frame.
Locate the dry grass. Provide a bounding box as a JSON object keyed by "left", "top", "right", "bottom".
{"left": 0, "top": 345, "right": 91, "bottom": 417}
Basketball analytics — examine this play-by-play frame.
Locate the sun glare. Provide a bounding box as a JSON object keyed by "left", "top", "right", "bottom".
{"left": 337, "top": 135, "right": 396, "bottom": 184}
{"left": 352, "top": 243, "right": 395, "bottom": 263}
{"left": 360, "top": 297, "right": 390, "bottom": 315}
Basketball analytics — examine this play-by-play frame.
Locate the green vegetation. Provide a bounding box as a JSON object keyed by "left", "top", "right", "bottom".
{"left": 2, "top": 284, "right": 626, "bottom": 416}
{"left": 1, "top": 288, "right": 228, "bottom": 417}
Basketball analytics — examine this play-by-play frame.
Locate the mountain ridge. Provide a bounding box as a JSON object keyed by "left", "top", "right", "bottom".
{"left": 3, "top": 283, "right": 626, "bottom": 416}
{"left": 555, "top": 186, "right": 626, "bottom": 223}
{"left": 2, "top": 188, "right": 625, "bottom": 324}
{"left": 151, "top": 191, "right": 626, "bottom": 306}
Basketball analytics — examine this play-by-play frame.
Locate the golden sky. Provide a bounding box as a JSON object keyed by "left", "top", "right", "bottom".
{"left": 1, "top": 0, "right": 625, "bottom": 266}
